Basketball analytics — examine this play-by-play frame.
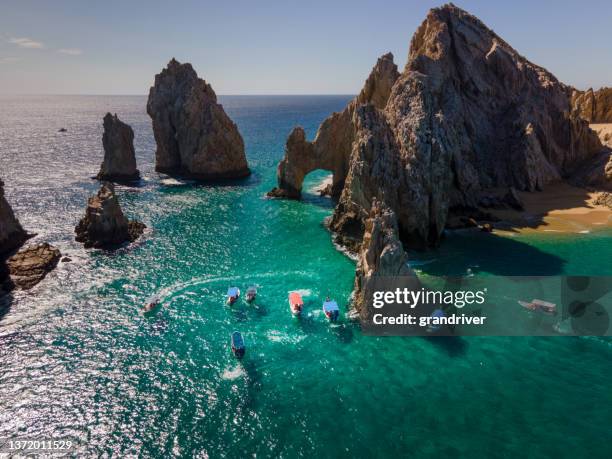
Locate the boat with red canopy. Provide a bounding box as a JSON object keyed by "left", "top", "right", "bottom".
{"left": 289, "top": 292, "right": 304, "bottom": 316}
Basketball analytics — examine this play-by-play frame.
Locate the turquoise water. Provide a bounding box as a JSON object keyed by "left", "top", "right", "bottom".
{"left": 0, "top": 96, "right": 611, "bottom": 457}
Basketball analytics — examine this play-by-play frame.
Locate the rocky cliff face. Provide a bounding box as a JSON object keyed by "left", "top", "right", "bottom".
{"left": 75, "top": 184, "right": 145, "bottom": 249}
{"left": 147, "top": 59, "right": 249, "bottom": 180}
{"left": 267, "top": 53, "right": 399, "bottom": 199}
{"left": 272, "top": 4, "right": 605, "bottom": 251}
{"left": 97, "top": 113, "right": 139, "bottom": 181}
{"left": 571, "top": 88, "right": 612, "bottom": 123}
{"left": 0, "top": 179, "right": 27, "bottom": 255}
{"left": 353, "top": 201, "right": 413, "bottom": 318}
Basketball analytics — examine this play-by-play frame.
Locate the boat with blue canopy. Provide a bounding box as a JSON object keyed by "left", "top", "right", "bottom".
{"left": 322, "top": 298, "right": 340, "bottom": 322}
{"left": 231, "top": 331, "right": 245, "bottom": 358}
{"left": 226, "top": 287, "right": 240, "bottom": 305}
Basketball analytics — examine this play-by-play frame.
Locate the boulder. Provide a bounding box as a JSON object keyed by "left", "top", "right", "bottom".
{"left": 75, "top": 183, "right": 145, "bottom": 249}
{"left": 571, "top": 88, "right": 612, "bottom": 123}
{"left": 147, "top": 58, "right": 249, "bottom": 180}
{"left": 7, "top": 243, "right": 61, "bottom": 290}
{"left": 97, "top": 113, "right": 139, "bottom": 181}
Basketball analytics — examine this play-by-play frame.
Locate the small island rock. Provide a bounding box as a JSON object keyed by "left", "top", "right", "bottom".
{"left": 7, "top": 243, "right": 61, "bottom": 290}
{"left": 147, "top": 58, "right": 250, "bottom": 180}
{"left": 97, "top": 113, "right": 140, "bottom": 182}
{"left": 75, "top": 183, "right": 145, "bottom": 249}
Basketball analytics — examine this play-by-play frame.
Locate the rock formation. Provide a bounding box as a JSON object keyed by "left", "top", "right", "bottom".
{"left": 267, "top": 53, "right": 399, "bottom": 199}
{"left": 571, "top": 88, "right": 612, "bottom": 123}
{"left": 353, "top": 201, "right": 413, "bottom": 318}
{"left": 7, "top": 243, "right": 61, "bottom": 290}
{"left": 0, "top": 179, "right": 28, "bottom": 255}
{"left": 147, "top": 58, "right": 249, "bottom": 179}
{"left": 272, "top": 4, "right": 606, "bottom": 251}
{"left": 75, "top": 183, "right": 145, "bottom": 249}
{"left": 97, "top": 113, "right": 139, "bottom": 181}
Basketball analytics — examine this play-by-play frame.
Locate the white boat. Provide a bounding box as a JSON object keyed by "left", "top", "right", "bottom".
{"left": 227, "top": 287, "right": 240, "bottom": 305}
{"left": 322, "top": 298, "right": 339, "bottom": 322}
{"left": 246, "top": 286, "right": 257, "bottom": 303}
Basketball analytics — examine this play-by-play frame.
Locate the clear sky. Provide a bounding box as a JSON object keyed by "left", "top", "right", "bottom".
{"left": 1, "top": 0, "right": 611, "bottom": 95}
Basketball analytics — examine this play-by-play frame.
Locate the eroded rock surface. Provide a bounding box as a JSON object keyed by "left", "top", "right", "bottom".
{"left": 97, "top": 113, "right": 139, "bottom": 181}
{"left": 0, "top": 179, "right": 27, "bottom": 255}
{"left": 147, "top": 58, "right": 249, "bottom": 179}
{"left": 572, "top": 88, "right": 612, "bottom": 123}
{"left": 7, "top": 243, "right": 61, "bottom": 290}
{"left": 267, "top": 53, "right": 399, "bottom": 199}
{"left": 353, "top": 201, "right": 413, "bottom": 318}
{"left": 75, "top": 184, "right": 145, "bottom": 249}
{"left": 273, "top": 4, "right": 605, "bottom": 251}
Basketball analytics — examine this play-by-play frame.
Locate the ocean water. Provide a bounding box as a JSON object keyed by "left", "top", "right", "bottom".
{"left": 0, "top": 95, "right": 610, "bottom": 458}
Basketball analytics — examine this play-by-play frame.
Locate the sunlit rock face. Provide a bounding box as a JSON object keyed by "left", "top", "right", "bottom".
{"left": 272, "top": 4, "right": 605, "bottom": 250}
{"left": 572, "top": 87, "right": 612, "bottom": 123}
{"left": 97, "top": 113, "right": 139, "bottom": 182}
{"left": 75, "top": 183, "right": 145, "bottom": 249}
{"left": 147, "top": 58, "right": 250, "bottom": 180}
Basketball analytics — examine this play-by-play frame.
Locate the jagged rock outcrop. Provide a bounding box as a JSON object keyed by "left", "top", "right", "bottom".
{"left": 571, "top": 88, "right": 612, "bottom": 123}
{"left": 7, "top": 243, "right": 61, "bottom": 290}
{"left": 273, "top": 4, "right": 606, "bottom": 250}
{"left": 75, "top": 184, "right": 145, "bottom": 249}
{"left": 97, "top": 113, "right": 139, "bottom": 181}
{"left": 594, "top": 192, "right": 612, "bottom": 209}
{"left": 353, "top": 201, "right": 413, "bottom": 318}
{"left": 0, "top": 179, "right": 28, "bottom": 255}
{"left": 147, "top": 58, "right": 249, "bottom": 180}
{"left": 267, "top": 53, "right": 399, "bottom": 199}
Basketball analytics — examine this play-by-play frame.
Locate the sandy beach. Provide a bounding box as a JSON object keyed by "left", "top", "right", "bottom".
{"left": 490, "top": 182, "right": 611, "bottom": 234}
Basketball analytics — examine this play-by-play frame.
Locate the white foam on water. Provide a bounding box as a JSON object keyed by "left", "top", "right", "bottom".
{"left": 294, "top": 289, "right": 312, "bottom": 297}
{"left": 578, "top": 230, "right": 590, "bottom": 234}
{"left": 160, "top": 178, "right": 185, "bottom": 186}
{"left": 266, "top": 330, "right": 305, "bottom": 344}
{"left": 221, "top": 365, "right": 245, "bottom": 380}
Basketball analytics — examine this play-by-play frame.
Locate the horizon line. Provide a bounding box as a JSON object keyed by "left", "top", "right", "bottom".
{"left": 0, "top": 93, "right": 359, "bottom": 97}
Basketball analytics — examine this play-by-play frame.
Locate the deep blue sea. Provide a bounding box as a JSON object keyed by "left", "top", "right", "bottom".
{"left": 0, "top": 95, "right": 611, "bottom": 458}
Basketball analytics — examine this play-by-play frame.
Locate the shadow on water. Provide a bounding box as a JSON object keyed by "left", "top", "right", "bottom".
{"left": 413, "top": 231, "right": 567, "bottom": 277}
{"left": 155, "top": 171, "right": 260, "bottom": 191}
{"left": 0, "top": 290, "right": 14, "bottom": 322}
{"left": 422, "top": 336, "right": 469, "bottom": 357}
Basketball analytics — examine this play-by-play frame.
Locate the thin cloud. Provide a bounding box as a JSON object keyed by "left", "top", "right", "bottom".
{"left": 9, "top": 37, "right": 44, "bottom": 49}
{"left": 0, "top": 57, "right": 21, "bottom": 64}
{"left": 58, "top": 48, "right": 83, "bottom": 56}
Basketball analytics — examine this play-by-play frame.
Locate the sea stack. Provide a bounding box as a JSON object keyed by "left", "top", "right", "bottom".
{"left": 97, "top": 113, "right": 139, "bottom": 181}
{"left": 0, "top": 179, "right": 29, "bottom": 287}
{"left": 75, "top": 183, "right": 145, "bottom": 249}
{"left": 146, "top": 58, "right": 250, "bottom": 180}
{"left": 0, "top": 179, "right": 28, "bottom": 255}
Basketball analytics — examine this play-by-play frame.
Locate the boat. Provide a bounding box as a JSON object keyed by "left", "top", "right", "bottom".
{"left": 426, "top": 309, "right": 445, "bottom": 333}
{"left": 142, "top": 295, "right": 160, "bottom": 313}
{"left": 226, "top": 287, "right": 240, "bottom": 305}
{"left": 231, "top": 331, "right": 245, "bottom": 358}
{"left": 322, "top": 298, "right": 340, "bottom": 322}
{"left": 289, "top": 291, "right": 304, "bottom": 316}
{"left": 518, "top": 299, "right": 557, "bottom": 314}
{"left": 246, "top": 286, "right": 257, "bottom": 303}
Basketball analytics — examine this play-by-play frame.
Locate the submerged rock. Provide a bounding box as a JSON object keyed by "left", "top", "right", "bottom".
{"left": 267, "top": 53, "right": 399, "bottom": 199}
{"left": 7, "top": 243, "right": 61, "bottom": 290}
{"left": 97, "top": 113, "right": 139, "bottom": 181}
{"left": 75, "top": 183, "right": 145, "bottom": 249}
{"left": 147, "top": 58, "right": 249, "bottom": 180}
{"left": 0, "top": 179, "right": 28, "bottom": 255}
{"left": 571, "top": 87, "right": 612, "bottom": 123}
